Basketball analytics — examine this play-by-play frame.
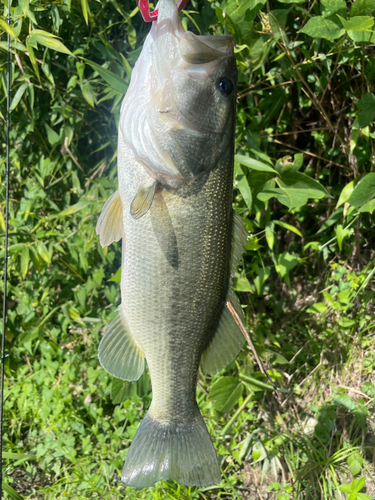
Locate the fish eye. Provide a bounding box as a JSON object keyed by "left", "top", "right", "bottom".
{"left": 217, "top": 78, "right": 234, "bottom": 97}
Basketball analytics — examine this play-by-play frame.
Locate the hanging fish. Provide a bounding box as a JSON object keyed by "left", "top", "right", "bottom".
{"left": 96, "top": 0, "right": 247, "bottom": 488}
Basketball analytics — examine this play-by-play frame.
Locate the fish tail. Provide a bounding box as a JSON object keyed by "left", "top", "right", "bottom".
{"left": 121, "top": 410, "right": 221, "bottom": 488}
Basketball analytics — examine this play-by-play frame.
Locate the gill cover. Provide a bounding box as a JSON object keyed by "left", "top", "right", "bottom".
{"left": 119, "top": 0, "right": 237, "bottom": 189}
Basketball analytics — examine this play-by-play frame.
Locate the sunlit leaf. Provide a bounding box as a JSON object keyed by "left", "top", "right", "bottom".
{"left": 26, "top": 37, "right": 40, "bottom": 81}
{"left": 235, "top": 154, "right": 277, "bottom": 173}
{"left": 30, "top": 29, "right": 73, "bottom": 55}
{"left": 0, "top": 18, "right": 18, "bottom": 40}
{"left": 2, "top": 483, "right": 25, "bottom": 500}
{"left": 9, "top": 83, "right": 28, "bottom": 111}
{"left": 21, "top": 246, "right": 30, "bottom": 279}
{"left": 59, "top": 201, "right": 91, "bottom": 217}
{"left": 300, "top": 16, "right": 345, "bottom": 40}
{"left": 84, "top": 58, "right": 129, "bottom": 94}
{"left": 81, "top": 0, "right": 90, "bottom": 24}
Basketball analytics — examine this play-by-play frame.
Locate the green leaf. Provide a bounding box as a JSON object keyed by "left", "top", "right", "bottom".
{"left": 44, "top": 123, "right": 60, "bottom": 146}
{"left": 108, "top": 266, "right": 121, "bottom": 283}
{"left": 235, "top": 154, "right": 277, "bottom": 173}
{"left": 357, "top": 493, "right": 372, "bottom": 500}
{"left": 20, "top": 0, "right": 30, "bottom": 13}
{"left": 25, "top": 9, "right": 37, "bottom": 24}
{"left": 240, "top": 373, "right": 275, "bottom": 391}
{"left": 273, "top": 220, "right": 302, "bottom": 237}
{"left": 30, "top": 29, "right": 73, "bottom": 56}
{"left": 42, "top": 62, "right": 55, "bottom": 86}
{"left": 348, "top": 451, "right": 363, "bottom": 476}
{"left": 362, "top": 382, "right": 375, "bottom": 396}
{"left": 321, "top": 0, "right": 347, "bottom": 17}
{"left": 336, "top": 179, "right": 357, "bottom": 208}
{"left": 83, "top": 58, "right": 129, "bottom": 94}
{"left": 26, "top": 37, "right": 40, "bottom": 81}
{"left": 300, "top": 17, "right": 345, "bottom": 40}
{"left": 336, "top": 224, "right": 351, "bottom": 251}
{"left": 351, "top": 477, "right": 366, "bottom": 492}
{"left": 337, "top": 14, "right": 374, "bottom": 31}
{"left": 21, "top": 246, "right": 30, "bottom": 279}
{"left": 0, "top": 18, "right": 18, "bottom": 40}
{"left": 81, "top": 0, "right": 90, "bottom": 24}
{"left": 339, "top": 483, "right": 353, "bottom": 494}
{"left": 9, "top": 83, "right": 28, "bottom": 111}
{"left": 353, "top": 93, "right": 375, "bottom": 128}
{"left": 82, "top": 81, "right": 96, "bottom": 107}
{"left": 265, "top": 224, "right": 274, "bottom": 250}
{"left": 351, "top": 0, "right": 375, "bottom": 17}
{"left": 306, "top": 302, "right": 328, "bottom": 314}
{"left": 348, "top": 29, "right": 375, "bottom": 42}
{"left": 276, "top": 252, "right": 299, "bottom": 282}
{"left": 37, "top": 241, "right": 52, "bottom": 264}
{"left": 258, "top": 171, "right": 329, "bottom": 209}
{"left": 232, "top": 276, "right": 254, "bottom": 292}
{"left": 334, "top": 393, "right": 356, "bottom": 410}
{"left": 3, "top": 452, "right": 36, "bottom": 460}
{"left": 2, "top": 483, "right": 25, "bottom": 500}
{"left": 348, "top": 173, "right": 375, "bottom": 208}
{"left": 358, "top": 198, "right": 375, "bottom": 213}
{"left": 337, "top": 317, "right": 356, "bottom": 328}
{"left": 235, "top": 163, "right": 252, "bottom": 211}
{"left": 253, "top": 266, "right": 271, "bottom": 295}
{"left": 208, "top": 377, "right": 243, "bottom": 413}
{"left": 59, "top": 200, "right": 90, "bottom": 217}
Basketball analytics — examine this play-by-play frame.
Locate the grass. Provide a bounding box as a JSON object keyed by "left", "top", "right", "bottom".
{"left": 3, "top": 259, "right": 375, "bottom": 500}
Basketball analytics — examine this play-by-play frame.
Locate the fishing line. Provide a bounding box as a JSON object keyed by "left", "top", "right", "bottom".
{"left": 0, "top": 0, "right": 12, "bottom": 496}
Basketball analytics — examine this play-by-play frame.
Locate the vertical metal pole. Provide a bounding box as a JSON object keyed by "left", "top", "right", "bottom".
{"left": 0, "top": 0, "right": 12, "bottom": 496}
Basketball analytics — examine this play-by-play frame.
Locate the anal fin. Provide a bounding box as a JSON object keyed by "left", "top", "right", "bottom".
{"left": 99, "top": 307, "right": 145, "bottom": 381}
{"left": 130, "top": 181, "right": 157, "bottom": 219}
{"left": 201, "top": 289, "right": 245, "bottom": 375}
{"left": 96, "top": 190, "right": 123, "bottom": 248}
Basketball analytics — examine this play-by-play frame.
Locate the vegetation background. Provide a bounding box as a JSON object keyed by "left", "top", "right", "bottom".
{"left": 1, "top": 0, "right": 375, "bottom": 498}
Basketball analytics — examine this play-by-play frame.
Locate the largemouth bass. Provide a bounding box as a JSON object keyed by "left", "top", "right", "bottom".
{"left": 96, "top": 0, "right": 247, "bottom": 488}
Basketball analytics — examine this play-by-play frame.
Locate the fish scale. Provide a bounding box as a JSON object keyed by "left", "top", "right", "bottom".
{"left": 96, "top": 0, "right": 248, "bottom": 488}
{"left": 120, "top": 142, "right": 233, "bottom": 420}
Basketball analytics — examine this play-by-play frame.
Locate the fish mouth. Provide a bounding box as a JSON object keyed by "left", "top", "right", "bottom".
{"left": 179, "top": 32, "right": 234, "bottom": 65}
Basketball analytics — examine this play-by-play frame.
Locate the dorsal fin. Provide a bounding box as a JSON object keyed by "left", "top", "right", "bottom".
{"left": 96, "top": 190, "right": 123, "bottom": 248}
{"left": 230, "top": 211, "right": 248, "bottom": 276}
{"left": 200, "top": 213, "right": 248, "bottom": 375}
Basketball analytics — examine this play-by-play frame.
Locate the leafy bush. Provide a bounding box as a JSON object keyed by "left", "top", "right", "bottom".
{"left": 1, "top": 0, "right": 375, "bottom": 498}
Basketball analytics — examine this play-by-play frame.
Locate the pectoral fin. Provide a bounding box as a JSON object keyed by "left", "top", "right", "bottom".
{"left": 96, "top": 190, "right": 123, "bottom": 248}
{"left": 98, "top": 307, "right": 145, "bottom": 381}
{"left": 201, "top": 290, "right": 245, "bottom": 375}
{"left": 130, "top": 181, "right": 157, "bottom": 219}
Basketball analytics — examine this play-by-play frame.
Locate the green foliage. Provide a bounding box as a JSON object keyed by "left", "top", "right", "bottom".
{"left": 339, "top": 477, "right": 372, "bottom": 500}
{"left": 1, "top": 0, "right": 375, "bottom": 497}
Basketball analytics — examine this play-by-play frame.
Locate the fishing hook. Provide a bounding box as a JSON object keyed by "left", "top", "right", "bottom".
{"left": 137, "top": 0, "right": 190, "bottom": 22}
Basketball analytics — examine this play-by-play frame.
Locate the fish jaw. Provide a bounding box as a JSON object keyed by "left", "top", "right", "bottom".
{"left": 119, "top": 0, "right": 237, "bottom": 188}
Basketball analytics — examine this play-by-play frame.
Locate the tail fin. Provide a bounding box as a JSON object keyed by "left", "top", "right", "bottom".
{"left": 121, "top": 411, "right": 221, "bottom": 488}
